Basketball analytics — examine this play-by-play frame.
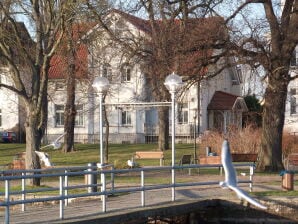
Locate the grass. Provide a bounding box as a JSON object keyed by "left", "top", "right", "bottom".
{"left": 1, "top": 143, "right": 296, "bottom": 197}
{"left": 0, "top": 143, "right": 196, "bottom": 168}
{"left": 252, "top": 190, "right": 298, "bottom": 197}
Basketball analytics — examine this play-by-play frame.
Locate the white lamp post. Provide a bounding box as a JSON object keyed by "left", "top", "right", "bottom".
{"left": 164, "top": 72, "right": 183, "bottom": 201}
{"left": 92, "top": 76, "right": 110, "bottom": 165}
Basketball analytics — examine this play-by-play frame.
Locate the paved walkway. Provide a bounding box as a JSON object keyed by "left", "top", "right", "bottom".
{"left": 0, "top": 174, "right": 292, "bottom": 223}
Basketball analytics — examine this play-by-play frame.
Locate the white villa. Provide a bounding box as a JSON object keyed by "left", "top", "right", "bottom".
{"left": 284, "top": 46, "right": 298, "bottom": 133}
{"left": 0, "top": 10, "right": 250, "bottom": 144}
{"left": 47, "top": 10, "right": 249, "bottom": 144}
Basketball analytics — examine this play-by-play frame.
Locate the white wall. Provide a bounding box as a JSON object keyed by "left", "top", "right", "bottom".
{"left": 0, "top": 69, "right": 20, "bottom": 131}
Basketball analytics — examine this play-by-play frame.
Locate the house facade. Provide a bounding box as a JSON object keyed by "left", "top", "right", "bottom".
{"left": 0, "top": 67, "right": 20, "bottom": 133}
{"left": 45, "top": 11, "right": 247, "bottom": 144}
{"left": 284, "top": 45, "right": 298, "bottom": 134}
{"left": 0, "top": 11, "right": 248, "bottom": 144}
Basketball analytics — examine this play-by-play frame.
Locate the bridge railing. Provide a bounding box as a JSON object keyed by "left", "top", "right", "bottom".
{"left": 0, "top": 163, "right": 254, "bottom": 224}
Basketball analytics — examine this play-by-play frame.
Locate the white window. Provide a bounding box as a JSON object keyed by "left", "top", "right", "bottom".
{"left": 75, "top": 104, "right": 84, "bottom": 126}
{"left": 121, "top": 64, "right": 131, "bottom": 82}
{"left": 121, "top": 111, "right": 131, "bottom": 125}
{"left": 178, "top": 103, "right": 189, "bottom": 124}
{"left": 290, "top": 88, "right": 297, "bottom": 115}
{"left": 290, "top": 49, "right": 297, "bottom": 67}
{"left": 0, "top": 109, "right": 2, "bottom": 127}
{"left": 102, "top": 63, "right": 112, "bottom": 82}
{"left": 55, "top": 105, "right": 64, "bottom": 126}
{"left": 55, "top": 104, "right": 85, "bottom": 126}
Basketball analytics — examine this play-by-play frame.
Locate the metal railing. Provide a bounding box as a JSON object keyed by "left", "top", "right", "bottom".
{"left": 0, "top": 163, "right": 254, "bottom": 224}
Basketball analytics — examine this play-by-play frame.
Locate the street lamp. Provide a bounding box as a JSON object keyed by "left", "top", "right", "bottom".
{"left": 164, "top": 72, "right": 183, "bottom": 201}
{"left": 92, "top": 76, "right": 110, "bottom": 165}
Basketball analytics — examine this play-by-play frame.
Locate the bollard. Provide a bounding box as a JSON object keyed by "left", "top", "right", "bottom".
{"left": 86, "top": 162, "right": 97, "bottom": 193}
{"left": 281, "top": 170, "right": 294, "bottom": 191}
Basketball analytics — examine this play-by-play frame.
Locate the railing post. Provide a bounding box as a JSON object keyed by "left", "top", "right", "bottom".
{"left": 59, "top": 176, "right": 64, "bottom": 220}
{"left": 111, "top": 166, "right": 115, "bottom": 191}
{"left": 101, "top": 172, "right": 106, "bottom": 212}
{"left": 172, "top": 167, "right": 175, "bottom": 201}
{"left": 249, "top": 164, "right": 254, "bottom": 192}
{"left": 64, "top": 170, "right": 68, "bottom": 207}
{"left": 5, "top": 180, "right": 10, "bottom": 224}
{"left": 22, "top": 172, "right": 26, "bottom": 212}
{"left": 141, "top": 170, "right": 145, "bottom": 207}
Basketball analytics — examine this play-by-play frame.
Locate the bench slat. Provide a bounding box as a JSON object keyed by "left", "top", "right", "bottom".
{"left": 135, "top": 151, "right": 164, "bottom": 159}
{"left": 134, "top": 151, "right": 164, "bottom": 166}
{"left": 287, "top": 153, "right": 298, "bottom": 170}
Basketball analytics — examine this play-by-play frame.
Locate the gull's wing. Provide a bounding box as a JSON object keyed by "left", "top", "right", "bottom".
{"left": 54, "top": 133, "right": 66, "bottom": 142}
{"left": 221, "top": 140, "right": 237, "bottom": 186}
{"left": 220, "top": 140, "right": 267, "bottom": 210}
{"left": 228, "top": 185, "right": 267, "bottom": 210}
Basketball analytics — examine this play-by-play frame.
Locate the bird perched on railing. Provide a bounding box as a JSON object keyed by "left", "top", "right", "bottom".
{"left": 127, "top": 157, "right": 136, "bottom": 168}
{"left": 219, "top": 140, "right": 267, "bottom": 210}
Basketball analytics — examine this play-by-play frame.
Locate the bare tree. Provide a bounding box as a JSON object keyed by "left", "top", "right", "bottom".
{"left": 138, "top": 0, "right": 229, "bottom": 150}
{"left": 85, "top": 0, "right": 230, "bottom": 151}
{"left": 0, "top": 1, "right": 68, "bottom": 185}
{"left": 221, "top": 0, "right": 298, "bottom": 171}
{"left": 141, "top": 0, "right": 298, "bottom": 170}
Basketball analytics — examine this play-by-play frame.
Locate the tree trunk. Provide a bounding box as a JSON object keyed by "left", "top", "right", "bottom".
{"left": 103, "top": 102, "right": 109, "bottom": 163}
{"left": 63, "top": 23, "right": 76, "bottom": 153}
{"left": 63, "top": 74, "right": 76, "bottom": 153}
{"left": 257, "top": 73, "right": 287, "bottom": 171}
{"left": 25, "top": 111, "right": 42, "bottom": 186}
{"left": 158, "top": 107, "right": 169, "bottom": 151}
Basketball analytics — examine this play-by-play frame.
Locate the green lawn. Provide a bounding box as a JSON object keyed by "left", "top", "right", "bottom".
{"left": 2, "top": 143, "right": 298, "bottom": 197}
{"left": 0, "top": 143, "right": 196, "bottom": 168}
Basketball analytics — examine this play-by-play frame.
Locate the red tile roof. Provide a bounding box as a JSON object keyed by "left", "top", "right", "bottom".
{"left": 207, "top": 91, "right": 240, "bottom": 110}
{"left": 49, "top": 23, "right": 95, "bottom": 79}
{"left": 49, "top": 11, "right": 226, "bottom": 79}
{"left": 49, "top": 44, "right": 88, "bottom": 79}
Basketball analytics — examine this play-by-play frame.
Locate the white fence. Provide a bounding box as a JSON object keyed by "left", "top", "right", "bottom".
{"left": 0, "top": 163, "right": 255, "bottom": 224}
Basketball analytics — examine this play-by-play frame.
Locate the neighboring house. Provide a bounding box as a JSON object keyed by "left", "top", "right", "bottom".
{"left": 46, "top": 10, "right": 247, "bottom": 144}
{"left": 0, "top": 22, "right": 32, "bottom": 142}
{"left": 0, "top": 67, "right": 20, "bottom": 133}
{"left": 284, "top": 45, "right": 298, "bottom": 133}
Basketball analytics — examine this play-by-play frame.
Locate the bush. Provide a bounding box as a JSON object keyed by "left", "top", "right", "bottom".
{"left": 200, "top": 125, "right": 261, "bottom": 156}
{"left": 282, "top": 132, "right": 298, "bottom": 158}
{"left": 200, "top": 127, "right": 298, "bottom": 160}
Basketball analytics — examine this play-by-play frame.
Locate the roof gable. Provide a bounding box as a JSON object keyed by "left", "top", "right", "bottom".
{"left": 207, "top": 91, "right": 248, "bottom": 111}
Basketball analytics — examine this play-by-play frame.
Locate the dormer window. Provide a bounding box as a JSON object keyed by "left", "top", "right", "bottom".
{"left": 55, "top": 81, "right": 65, "bottom": 90}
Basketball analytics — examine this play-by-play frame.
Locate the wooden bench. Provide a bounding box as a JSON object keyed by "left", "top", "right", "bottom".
{"left": 179, "top": 155, "right": 192, "bottom": 166}
{"left": 199, "top": 156, "right": 221, "bottom": 165}
{"left": 231, "top": 153, "right": 258, "bottom": 163}
{"left": 134, "top": 151, "right": 164, "bottom": 166}
{"left": 199, "top": 153, "right": 258, "bottom": 164}
{"left": 286, "top": 153, "right": 298, "bottom": 171}
{"left": 199, "top": 153, "right": 258, "bottom": 175}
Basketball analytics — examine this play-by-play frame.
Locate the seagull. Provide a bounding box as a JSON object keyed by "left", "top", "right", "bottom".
{"left": 40, "top": 133, "right": 66, "bottom": 150}
{"left": 35, "top": 151, "right": 53, "bottom": 167}
{"left": 219, "top": 140, "right": 267, "bottom": 210}
{"left": 127, "top": 157, "right": 136, "bottom": 168}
